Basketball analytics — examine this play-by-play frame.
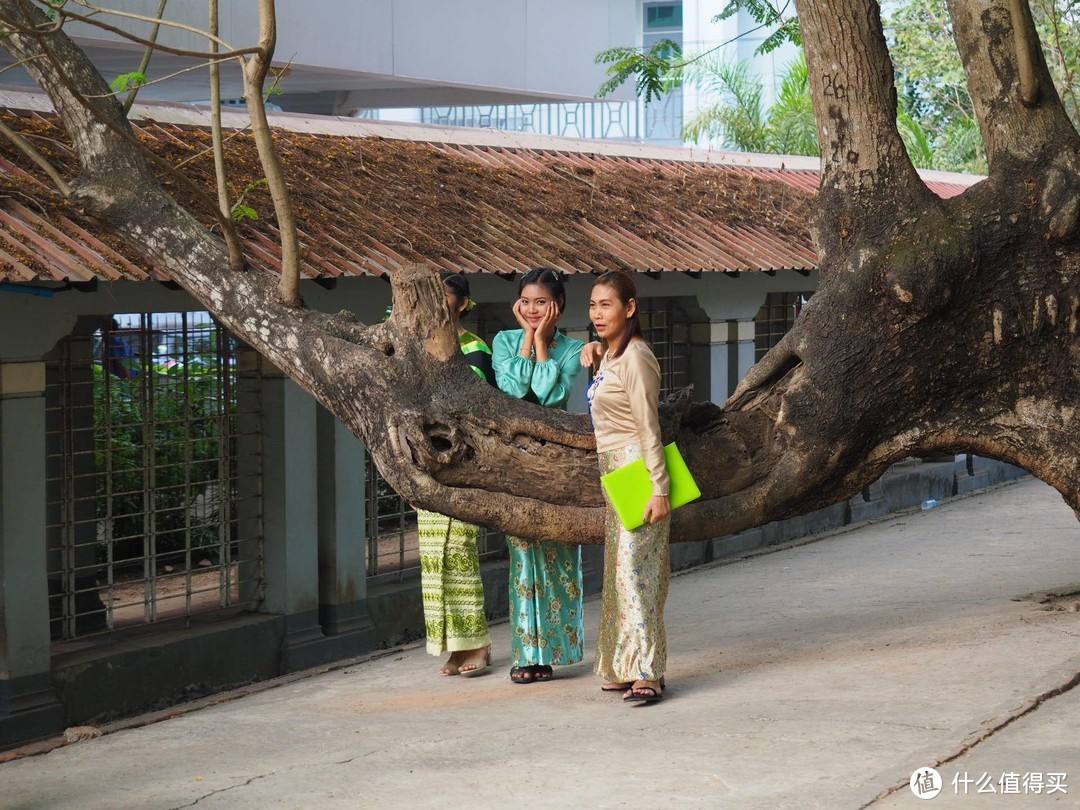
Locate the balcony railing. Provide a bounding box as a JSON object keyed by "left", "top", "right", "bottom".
{"left": 409, "top": 95, "right": 684, "bottom": 145}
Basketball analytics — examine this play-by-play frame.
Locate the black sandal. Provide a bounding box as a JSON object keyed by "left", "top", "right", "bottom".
{"left": 509, "top": 666, "right": 536, "bottom": 684}
{"left": 534, "top": 665, "right": 553, "bottom": 682}
{"left": 623, "top": 679, "right": 664, "bottom": 703}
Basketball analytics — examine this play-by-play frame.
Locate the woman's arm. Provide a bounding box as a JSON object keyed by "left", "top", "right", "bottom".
{"left": 621, "top": 347, "right": 670, "bottom": 497}
{"left": 531, "top": 339, "right": 585, "bottom": 408}
{"left": 492, "top": 330, "right": 533, "bottom": 399}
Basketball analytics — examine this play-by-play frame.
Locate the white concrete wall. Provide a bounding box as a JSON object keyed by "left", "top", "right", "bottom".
{"left": 60, "top": 0, "right": 639, "bottom": 105}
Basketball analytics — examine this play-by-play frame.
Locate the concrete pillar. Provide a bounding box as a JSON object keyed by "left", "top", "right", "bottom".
{"left": 315, "top": 406, "right": 377, "bottom": 650}
{"left": 0, "top": 362, "right": 64, "bottom": 746}
{"left": 245, "top": 354, "right": 324, "bottom": 671}
{"left": 727, "top": 319, "right": 757, "bottom": 398}
{"left": 234, "top": 348, "right": 264, "bottom": 608}
{"left": 694, "top": 319, "right": 757, "bottom": 403}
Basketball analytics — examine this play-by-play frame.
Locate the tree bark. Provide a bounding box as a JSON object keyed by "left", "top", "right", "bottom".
{"left": 1, "top": 0, "right": 1077, "bottom": 545}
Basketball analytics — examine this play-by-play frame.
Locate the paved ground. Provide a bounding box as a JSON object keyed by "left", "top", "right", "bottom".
{"left": 3, "top": 479, "right": 1080, "bottom": 809}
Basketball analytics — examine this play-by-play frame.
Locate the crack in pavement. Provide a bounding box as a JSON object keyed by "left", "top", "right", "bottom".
{"left": 167, "top": 724, "right": 530, "bottom": 808}
{"left": 167, "top": 751, "right": 381, "bottom": 809}
{"left": 1019, "top": 615, "right": 1080, "bottom": 640}
{"left": 860, "top": 667, "right": 1080, "bottom": 808}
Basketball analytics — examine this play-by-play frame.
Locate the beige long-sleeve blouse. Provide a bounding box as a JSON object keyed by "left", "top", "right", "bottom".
{"left": 588, "top": 339, "right": 670, "bottom": 496}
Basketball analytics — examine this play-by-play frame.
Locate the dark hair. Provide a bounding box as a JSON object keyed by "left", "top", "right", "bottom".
{"left": 592, "top": 270, "right": 643, "bottom": 358}
{"left": 518, "top": 267, "right": 566, "bottom": 309}
{"left": 441, "top": 271, "right": 470, "bottom": 300}
{"left": 440, "top": 271, "right": 472, "bottom": 316}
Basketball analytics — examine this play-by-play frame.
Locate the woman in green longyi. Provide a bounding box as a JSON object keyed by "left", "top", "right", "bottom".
{"left": 417, "top": 272, "right": 494, "bottom": 677}
{"left": 492, "top": 268, "right": 586, "bottom": 684}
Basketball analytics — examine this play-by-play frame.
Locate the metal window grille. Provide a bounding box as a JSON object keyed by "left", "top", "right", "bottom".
{"left": 45, "top": 312, "right": 263, "bottom": 643}
{"left": 638, "top": 298, "right": 693, "bottom": 398}
{"left": 365, "top": 307, "right": 509, "bottom": 582}
{"left": 754, "top": 291, "right": 814, "bottom": 361}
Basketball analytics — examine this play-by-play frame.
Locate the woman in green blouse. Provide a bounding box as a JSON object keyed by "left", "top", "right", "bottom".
{"left": 418, "top": 273, "right": 494, "bottom": 677}
{"left": 492, "top": 269, "right": 586, "bottom": 684}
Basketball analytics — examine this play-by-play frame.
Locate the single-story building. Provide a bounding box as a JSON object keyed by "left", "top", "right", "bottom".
{"left": 0, "top": 88, "right": 1024, "bottom": 748}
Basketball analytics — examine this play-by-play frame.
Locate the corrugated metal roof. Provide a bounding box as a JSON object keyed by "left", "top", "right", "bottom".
{"left": 0, "top": 92, "right": 980, "bottom": 284}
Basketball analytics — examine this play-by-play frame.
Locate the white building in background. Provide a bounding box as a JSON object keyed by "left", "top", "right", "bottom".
{"left": 0, "top": 1, "right": 638, "bottom": 112}
{"left": 368, "top": 1, "right": 801, "bottom": 146}
{"left": 0, "top": 1, "right": 795, "bottom": 147}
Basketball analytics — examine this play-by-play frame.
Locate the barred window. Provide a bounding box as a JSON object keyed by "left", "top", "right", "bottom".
{"left": 46, "top": 313, "right": 262, "bottom": 643}
{"left": 638, "top": 297, "right": 692, "bottom": 398}
{"left": 755, "top": 291, "right": 813, "bottom": 361}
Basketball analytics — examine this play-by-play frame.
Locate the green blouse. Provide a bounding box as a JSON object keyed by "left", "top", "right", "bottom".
{"left": 492, "top": 329, "right": 585, "bottom": 408}
{"left": 460, "top": 330, "right": 494, "bottom": 385}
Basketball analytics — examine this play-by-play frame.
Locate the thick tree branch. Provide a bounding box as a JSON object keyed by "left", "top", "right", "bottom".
{"left": 1008, "top": 0, "right": 1040, "bottom": 106}
{"left": 206, "top": 0, "right": 240, "bottom": 271}
{"left": 243, "top": 0, "right": 301, "bottom": 307}
{"left": 947, "top": 0, "right": 1080, "bottom": 167}
{"left": 2, "top": 1, "right": 1076, "bottom": 547}
{"left": 1, "top": 1, "right": 249, "bottom": 269}
{"left": 793, "top": 0, "right": 922, "bottom": 200}
{"left": 793, "top": 0, "right": 938, "bottom": 277}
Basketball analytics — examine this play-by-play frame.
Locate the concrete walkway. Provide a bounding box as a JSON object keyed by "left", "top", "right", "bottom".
{"left": 3, "top": 479, "right": 1079, "bottom": 809}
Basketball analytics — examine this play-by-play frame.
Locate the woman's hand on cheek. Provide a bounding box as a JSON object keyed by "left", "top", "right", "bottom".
{"left": 512, "top": 299, "right": 533, "bottom": 334}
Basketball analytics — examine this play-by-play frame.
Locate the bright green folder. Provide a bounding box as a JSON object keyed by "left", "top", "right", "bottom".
{"left": 600, "top": 442, "right": 702, "bottom": 531}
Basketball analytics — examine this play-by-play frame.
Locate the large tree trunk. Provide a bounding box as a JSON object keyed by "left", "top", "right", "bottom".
{"left": 1, "top": 0, "right": 1077, "bottom": 545}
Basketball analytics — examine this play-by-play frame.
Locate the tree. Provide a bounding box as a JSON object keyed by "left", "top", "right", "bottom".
{"left": 679, "top": 52, "right": 818, "bottom": 155}
{"left": 0, "top": 0, "right": 1077, "bottom": 546}
{"left": 887, "top": 0, "right": 1080, "bottom": 173}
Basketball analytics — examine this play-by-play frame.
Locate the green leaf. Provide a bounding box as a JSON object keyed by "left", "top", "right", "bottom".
{"left": 230, "top": 204, "right": 258, "bottom": 223}
{"left": 110, "top": 72, "right": 148, "bottom": 94}
{"left": 896, "top": 107, "right": 935, "bottom": 169}
{"left": 595, "top": 39, "right": 682, "bottom": 102}
{"left": 710, "top": 1, "right": 800, "bottom": 55}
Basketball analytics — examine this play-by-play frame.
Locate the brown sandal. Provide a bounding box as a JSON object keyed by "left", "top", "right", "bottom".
{"left": 458, "top": 646, "right": 491, "bottom": 677}
{"left": 439, "top": 652, "right": 463, "bottom": 676}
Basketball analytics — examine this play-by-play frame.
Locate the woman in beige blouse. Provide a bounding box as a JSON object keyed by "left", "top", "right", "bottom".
{"left": 584, "top": 270, "right": 671, "bottom": 704}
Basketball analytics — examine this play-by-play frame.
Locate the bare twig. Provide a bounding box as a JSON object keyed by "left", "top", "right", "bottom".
{"left": 43, "top": 0, "right": 242, "bottom": 53}
{"left": 173, "top": 123, "right": 249, "bottom": 170}
{"left": 84, "top": 56, "right": 232, "bottom": 100}
{"left": 207, "top": 0, "right": 244, "bottom": 271}
{"left": 121, "top": 0, "right": 168, "bottom": 115}
{"left": 41, "top": 3, "right": 260, "bottom": 60}
{"left": 0, "top": 50, "right": 45, "bottom": 78}
{"left": 0, "top": 113, "right": 72, "bottom": 195}
{"left": 1036, "top": 0, "right": 1080, "bottom": 121}
{"left": 243, "top": 0, "right": 301, "bottom": 306}
{"left": 0, "top": 1, "right": 61, "bottom": 34}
